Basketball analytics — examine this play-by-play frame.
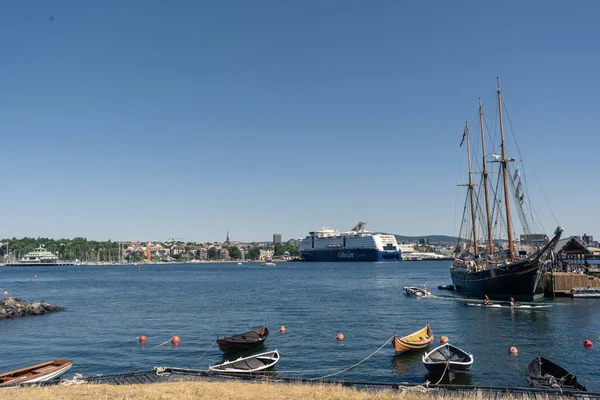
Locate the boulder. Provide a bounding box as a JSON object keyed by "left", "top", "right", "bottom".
{"left": 0, "top": 297, "right": 64, "bottom": 319}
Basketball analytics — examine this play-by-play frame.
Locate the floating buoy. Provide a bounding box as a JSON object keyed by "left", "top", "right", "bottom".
{"left": 336, "top": 333, "right": 345, "bottom": 341}
{"left": 279, "top": 326, "right": 286, "bottom": 333}
{"left": 171, "top": 336, "right": 181, "bottom": 345}
{"left": 440, "top": 336, "right": 448, "bottom": 344}
{"left": 138, "top": 336, "right": 147, "bottom": 343}
{"left": 508, "top": 346, "right": 518, "bottom": 355}
{"left": 3, "top": 291, "right": 7, "bottom": 296}
{"left": 584, "top": 339, "right": 593, "bottom": 348}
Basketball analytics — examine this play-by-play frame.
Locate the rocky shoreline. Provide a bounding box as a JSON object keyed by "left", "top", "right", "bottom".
{"left": 0, "top": 297, "right": 64, "bottom": 319}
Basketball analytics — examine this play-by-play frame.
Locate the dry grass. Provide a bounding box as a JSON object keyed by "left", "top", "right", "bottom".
{"left": 0, "top": 380, "right": 442, "bottom": 400}
{"left": 0, "top": 380, "right": 559, "bottom": 400}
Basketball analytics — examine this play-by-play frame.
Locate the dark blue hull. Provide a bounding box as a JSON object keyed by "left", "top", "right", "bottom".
{"left": 300, "top": 249, "right": 401, "bottom": 262}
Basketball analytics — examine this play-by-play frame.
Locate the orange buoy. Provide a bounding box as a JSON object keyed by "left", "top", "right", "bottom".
{"left": 3, "top": 291, "right": 7, "bottom": 296}
{"left": 336, "top": 332, "right": 345, "bottom": 341}
{"left": 279, "top": 326, "right": 286, "bottom": 333}
{"left": 138, "top": 336, "right": 147, "bottom": 343}
{"left": 440, "top": 336, "right": 448, "bottom": 344}
{"left": 171, "top": 336, "right": 181, "bottom": 345}
{"left": 508, "top": 346, "right": 518, "bottom": 355}
{"left": 584, "top": 339, "right": 593, "bottom": 348}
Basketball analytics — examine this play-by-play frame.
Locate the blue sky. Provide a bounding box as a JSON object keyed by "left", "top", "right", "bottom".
{"left": 1, "top": 1, "right": 599, "bottom": 242}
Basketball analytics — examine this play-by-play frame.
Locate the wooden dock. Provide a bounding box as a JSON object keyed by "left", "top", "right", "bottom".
{"left": 545, "top": 272, "right": 600, "bottom": 296}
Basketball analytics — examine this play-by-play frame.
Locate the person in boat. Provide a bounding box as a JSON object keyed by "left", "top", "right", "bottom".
{"left": 483, "top": 295, "right": 493, "bottom": 306}
{"left": 509, "top": 297, "right": 519, "bottom": 307}
{"left": 422, "top": 285, "right": 430, "bottom": 295}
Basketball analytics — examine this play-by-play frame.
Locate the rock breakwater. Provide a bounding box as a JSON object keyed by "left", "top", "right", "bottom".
{"left": 0, "top": 297, "right": 64, "bottom": 319}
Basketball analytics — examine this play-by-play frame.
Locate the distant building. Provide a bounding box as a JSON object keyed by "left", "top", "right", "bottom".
{"left": 273, "top": 233, "right": 282, "bottom": 245}
{"left": 520, "top": 233, "right": 549, "bottom": 247}
{"left": 225, "top": 231, "right": 230, "bottom": 245}
{"left": 287, "top": 238, "right": 299, "bottom": 247}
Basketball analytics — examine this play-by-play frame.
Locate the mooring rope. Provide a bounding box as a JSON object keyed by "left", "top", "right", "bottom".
{"left": 153, "top": 338, "right": 174, "bottom": 349}
{"left": 197, "top": 341, "right": 216, "bottom": 362}
{"left": 59, "top": 373, "right": 86, "bottom": 386}
{"left": 309, "top": 335, "right": 394, "bottom": 380}
{"left": 434, "top": 361, "right": 450, "bottom": 385}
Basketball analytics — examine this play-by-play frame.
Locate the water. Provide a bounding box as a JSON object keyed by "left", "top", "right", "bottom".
{"left": 1, "top": 261, "right": 598, "bottom": 389}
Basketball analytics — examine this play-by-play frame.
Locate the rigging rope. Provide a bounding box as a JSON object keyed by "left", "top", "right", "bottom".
{"left": 197, "top": 341, "right": 216, "bottom": 362}
{"left": 309, "top": 335, "right": 394, "bottom": 380}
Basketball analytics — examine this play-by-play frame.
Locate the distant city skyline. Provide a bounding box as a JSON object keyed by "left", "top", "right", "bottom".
{"left": 2, "top": 1, "right": 599, "bottom": 242}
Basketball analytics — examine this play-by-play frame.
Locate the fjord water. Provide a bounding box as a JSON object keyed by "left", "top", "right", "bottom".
{"left": 1, "top": 261, "right": 598, "bottom": 389}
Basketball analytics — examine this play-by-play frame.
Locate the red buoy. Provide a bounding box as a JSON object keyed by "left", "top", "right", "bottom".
{"left": 336, "top": 333, "right": 345, "bottom": 341}
{"left": 138, "top": 336, "right": 147, "bottom": 343}
{"left": 3, "top": 291, "right": 7, "bottom": 296}
{"left": 508, "top": 346, "right": 518, "bottom": 355}
{"left": 584, "top": 339, "right": 593, "bottom": 348}
{"left": 171, "top": 336, "right": 181, "bottom": 345}
{"left": 440, "top": 336, "right": 448, "bottom": 344}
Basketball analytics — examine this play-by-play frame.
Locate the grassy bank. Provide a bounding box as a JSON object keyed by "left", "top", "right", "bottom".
{"left": 0, "top": 380, "right": 556, "bottom": 400}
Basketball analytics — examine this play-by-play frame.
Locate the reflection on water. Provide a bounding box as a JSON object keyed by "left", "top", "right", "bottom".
{"left": 391, "top": 351, "right": 424, "bottom": 374}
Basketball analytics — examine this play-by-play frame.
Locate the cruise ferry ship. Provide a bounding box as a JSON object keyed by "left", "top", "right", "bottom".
{"left": 5, "top": 245, "right": 74, "bottom": 267}
{"left": 299, "top": 222, "right": 401, "bottom": 261}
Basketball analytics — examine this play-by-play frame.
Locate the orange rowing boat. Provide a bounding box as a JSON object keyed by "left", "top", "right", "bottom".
{"left": 393, "top": 324, "right": 434, "bottom": 353}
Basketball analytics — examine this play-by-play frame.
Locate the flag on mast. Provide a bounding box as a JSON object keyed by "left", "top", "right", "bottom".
{"left": 459, "top": 128, "right": 467, "bottom": 147}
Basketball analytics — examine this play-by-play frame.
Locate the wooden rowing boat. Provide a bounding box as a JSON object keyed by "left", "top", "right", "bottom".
{"left": 527, "top": 356, "right": 586, "bottom": 391}
{"left": 216, "top": 325, "right": 269, "bottom": 353}
{"left": 422, "top": 343, "right": 473, "bottom": 375}
{"left": 0, "top": 360, "right": 72, "bottom": 386}
{"left": 208, "top": 350, "right": 279, "bottom": 374}
{"left": 393, "top": 324, "right": 434, "bottom": 353}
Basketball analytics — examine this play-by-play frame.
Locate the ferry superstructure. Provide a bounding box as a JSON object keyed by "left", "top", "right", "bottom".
{"left": 299, "top": 222, "right": 401, "bottom": 261}
{"left": 4, "top": 245, "right": 74, "bottom": 267}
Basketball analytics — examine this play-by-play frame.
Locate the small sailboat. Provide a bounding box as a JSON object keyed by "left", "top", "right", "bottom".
{"left": 393, "top": 324, "right": 434, "bottom": 353}
{"left": 0, "top": 360, "right": 73, "bottom": 386}
{"left": 208, "top": 350, "right": 279, "bottom": 374}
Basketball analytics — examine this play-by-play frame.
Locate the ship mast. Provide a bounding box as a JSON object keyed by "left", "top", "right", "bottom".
{"left": 465, "top": 121, "right": 478, "bottom": 256}
{"left": 497, "top": 77, "right": 515, "bottom": 260}
{"left": 479, "top": 98, "right": 494, "bottom": 255}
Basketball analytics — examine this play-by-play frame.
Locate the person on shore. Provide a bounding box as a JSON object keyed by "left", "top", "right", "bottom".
{"left": 483, "top": 295, "right": 493, "bottom": 306}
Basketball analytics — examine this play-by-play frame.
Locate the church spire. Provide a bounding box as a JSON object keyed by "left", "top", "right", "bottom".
{"left": 225, "top": 230, "right": 230, "bottom": 245}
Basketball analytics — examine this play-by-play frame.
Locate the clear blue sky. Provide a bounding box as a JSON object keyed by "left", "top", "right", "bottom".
{"left": 1, "top": 1, "right": 599, "bottom": 242}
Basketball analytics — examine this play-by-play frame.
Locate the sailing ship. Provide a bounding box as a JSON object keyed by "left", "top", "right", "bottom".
{"left": 450, "top": 78, "right": 563, "bottom": 301}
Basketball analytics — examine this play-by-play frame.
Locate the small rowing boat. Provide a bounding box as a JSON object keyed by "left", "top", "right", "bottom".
{"left": 422, "top": 343, "right": 473, "bottom": 375}
{"left": 0, "top": 360, "right": 73, "bottom": 386}
{"left": 393, "top": 324, "right": 434, "bottom": 353}
{"left": 527, "top": 356, "right": 586, "bottom": 391}
{"left": 208, "top": 350, "right": 279, "bottom": 374}
{"left": 216, "top": 325, "right": 269, "bottom": 353}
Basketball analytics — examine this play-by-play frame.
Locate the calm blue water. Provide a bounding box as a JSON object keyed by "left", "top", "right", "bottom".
{"left": 0, "top": 261, "right": 598, "bottom": 389}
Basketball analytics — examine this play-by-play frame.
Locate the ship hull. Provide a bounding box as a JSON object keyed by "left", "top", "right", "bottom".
{"left": 450, "top": 258, "right": 546, "bottom": 301}
{"left": 300, "top": 249, "right": 400, "bottom": 262}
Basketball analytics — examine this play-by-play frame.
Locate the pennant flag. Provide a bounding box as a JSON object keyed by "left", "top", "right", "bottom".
{"left": 459, "top": 129, "right": 466, "bottom": 147}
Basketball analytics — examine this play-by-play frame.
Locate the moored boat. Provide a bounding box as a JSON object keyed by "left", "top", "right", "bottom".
{"left": 451, "top": 78, "right": 562, "bottom": 301}
{"left": 0, "top": 360, "right": 73, "bottom": 386}
{"left": 526, "top": 356, "right": 586, "bottom": 391}
{"left": 422, "top": 343, "right": 473, "bottom": 375}
{"left": 393, "top": 324, "right": 434, "bottom": 353}
{"left": 208, "top": 350, "right": 279, "bottom": 374}
{"left": 216, "top": 326, "right": 269, "bottom": 353}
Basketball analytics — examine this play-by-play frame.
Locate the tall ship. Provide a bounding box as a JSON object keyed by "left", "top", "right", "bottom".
{"left": 450, "top": 78, "right": 562, "bottom": 301}
{"left": 299, "top": 222, "right": 401, "bottom": 261}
